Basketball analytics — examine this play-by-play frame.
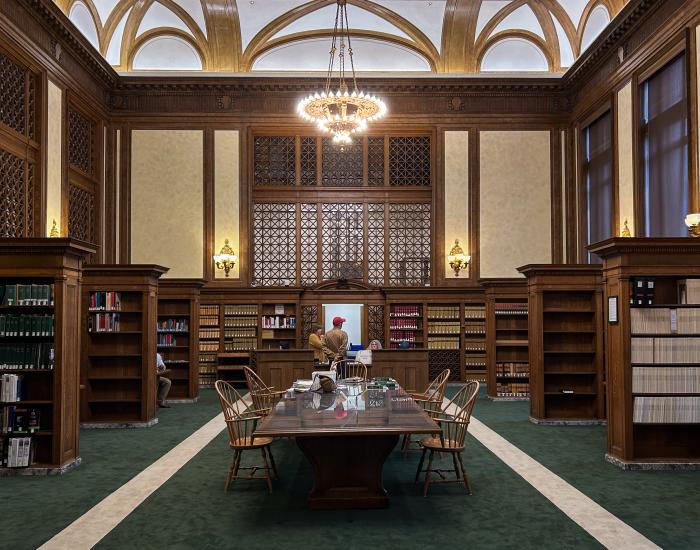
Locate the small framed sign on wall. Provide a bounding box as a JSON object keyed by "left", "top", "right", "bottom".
{"left": 608, "top": 296, "right": 618, "bottom": 324}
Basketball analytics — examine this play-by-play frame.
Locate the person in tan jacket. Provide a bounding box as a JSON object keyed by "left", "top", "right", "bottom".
{"left": 308, "top": 326, "right": 327, "bottom": 364}
{"left": 323, "top": 316, "right": 348, "bottom": 364}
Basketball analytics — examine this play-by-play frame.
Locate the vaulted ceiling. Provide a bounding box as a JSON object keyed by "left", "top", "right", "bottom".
{"left": 54, "top": 0, "right": 628, "bottom": 73}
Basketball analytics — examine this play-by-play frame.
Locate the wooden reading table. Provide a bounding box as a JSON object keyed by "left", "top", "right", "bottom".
{"left": 255, "top": 381, "right": 440, "bottom": 509}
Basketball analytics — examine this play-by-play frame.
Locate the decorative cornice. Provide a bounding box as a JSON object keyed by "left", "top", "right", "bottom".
{"left": 588, "top": 238, "right": 700, "bottom": 258}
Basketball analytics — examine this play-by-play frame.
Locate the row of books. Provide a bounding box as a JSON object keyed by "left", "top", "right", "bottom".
{"left": 426, "top": 306, "right": 459, "bottom": 319}
{"left": 495, "top": 303, "right": 528, "bottom": 316}
{"left": 262, "top": 316, "right": 296, "bottom": 329}
{"left": 88, "top": 291, "right": 121, "bottom": 311}
{"left": 390, "top": 330, "right": 418, "bottom": 343}
{"left": 427, "top": 337, "right": 460, "bottom": 350}
{"left": 200, "top": 317, "right": 219, "bottom": 327}
{"left": 224, "top": 340, "right": 257, "bottom": 351}
{"left": 464, "top": 340, "right": 485, "bottom": 351}
{"left": 427, "top": 322, "right": 460, "bottom": 334}
{"left": 389, "top": 319, "right": 420, "bottom": 330}
{"left": 465, "top": 354, "right": 486, "bottom": 367}
{"left": 157, "top": 334, "right": 178, "bottom": 347}
{"left": 199, "top": 329, "right": 220, "bottom": 339}
{"left": 629, "top": 277, "right": 655, "bottom": 307}
{"left": 88, "top": 313, "right": 120, "bottom": 333}
{"left": 631, "top": 337, "right": 700, "bottom": 364}
{"left": 157, "top": 318, "right": 188, "bottom": 332}
{"left": 0, "top": 344, "right": 54, "bottom": 370}
{"left": 633, "top": 396, "right": 700, "bottom": 423}
{"left": 631, "top": 308, "right": 700, "bottom": 334}
{"left": 632, "top": 367, "right": 700, "bottom": 394}
{"left": 0, "top": 315, "right": 54, "bottom": 337}
{"left": 390, "top": 305, "right": 420, "bottom": 317}
{"left": 1, "top": 374, "right": 24, "bottom": 402}
{"left": 0, "top": 284, "right": 53, "bottom": 307}
{"left": 225, "top": 305, "right": 258, "bottom": 315}
{"left": 224, "top": 317, "right": 257, "bottom": 328}
{"left": 464, "top": 306, "right": 486, "bottom": 319}
{"left": 678, "top": 279, "right": 700, "bottom": 304}
{"left": 496, "top": 382, "right": 529, "bottom": 397}
{"left": 496, "top": 362, "right": 530, "bottom": 376}
{"left": 225, "top": 329, "right": 256, "bottom": 338}
{"left": 199, "top": 342, "right": 218, "bottom": 352}
{"left": 200, "top": 305, "right": 219, "bottom": 317}
{"left": 199, "top": 352, "right": 216, "bottom": 363}
{"left": 464, "top": 321, "right": 486, "bottom": 334}
{"left": 1, "top": 406, "right": 41, "bottom": 434}
{"left": 0, "top": 437, "right": 33, "bottom": 468}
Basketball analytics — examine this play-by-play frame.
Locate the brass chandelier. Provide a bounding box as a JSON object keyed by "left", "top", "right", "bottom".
{"left": 297, "top": 0, "right": 386, "bottom": 144}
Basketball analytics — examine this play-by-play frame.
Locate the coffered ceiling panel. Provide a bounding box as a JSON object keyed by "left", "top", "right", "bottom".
{"left": 56, "top": 0, "right": 628, "bottom": 73}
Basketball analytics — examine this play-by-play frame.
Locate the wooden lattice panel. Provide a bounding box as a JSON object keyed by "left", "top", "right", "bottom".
{"left": 322, "top": 137, "right": 362, "bottom": 186}
{"left": 388, "top": 203, "right": 431, "bottom": 286}
{"left": 300, "top": 203, "right": 318, "bottom": 286}
{"left": 0, "top": 51, "right": 27, "bottom": 137}
{"left": 300, "top": 137, "right": 317, "bottom": 185}
{"left": 389, "top": 136, "right": 431, "bottom": 186}
{"left": 367, "top": 305, "right": 385, "bottom": 346}
{"left": 252, "top": 203, "right": 297, "bottom": 286}
{"left": 321, "top": 203, "right": 363, "bottom": 280}
{"left": 68, "top": 108, "right": 95, "bottom": 176}
{"left": 368, "top": 137, "right": 385, "bottom": 186}
{"left": 367, "top": 204, "right": 385, "bottom": 286}
{"left": 301, "top": 305, "right": 319, "bottom": 346}
{"left": 254, "top": 136, "right": 295, "bottom": 185}
{"left": 428, "top": 350, "right": 461, "bottom": 382}
{"left": 26, "top": 163, "right": 34, "bottom": 236}
{"left": 68, "top": 183, "right": 95, "bottom": 242}
{"left": 0, "top": 148, "right": 26, "bottom": 237}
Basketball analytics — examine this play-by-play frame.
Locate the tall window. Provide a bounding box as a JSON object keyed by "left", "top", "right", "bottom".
{"left": 582, "top": 111, "right": 613, "bottom": 262}
{"left": 640, "top": 53, "right": 689, "bottom": 237}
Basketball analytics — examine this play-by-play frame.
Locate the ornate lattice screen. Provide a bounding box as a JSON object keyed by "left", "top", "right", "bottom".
{"left": 367, "top": 305, "right": 385, "bottom": 344}
{"left": 68, "top": 109, "right": 95, "bottom": 176}
{"left": 299, "top": 203, "right": 318, "bottom": 286}
{"left": 388, "top": 203, "right": 431, "bottom": 286}
{"left": 389, "top": 137, "right": 431, "bottom": 186}
{"left": 367, "top": 204, "right": 385, "bottom": 286}
{"left": 68, "top": 184, "right": 95, "bottom": 242}
{"left": 322, "top": 138, "right": 363, "bottom": 186}
{"left": 0, "top": 49, "right": 38, "bottom": 237}
{"left": 252, "top": 203, "right": 297, "bottom": 286}
{"left": 301, "top": 305, "right": 319, "bottom": 345}
{"left": 321, "top": 203, "right": 363, "bottom": 280}
{"left": 254, "top": 136, "right": 295, "bottom": 185}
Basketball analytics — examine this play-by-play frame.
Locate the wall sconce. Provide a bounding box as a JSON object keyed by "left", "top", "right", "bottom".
{"left": 448, "top": 239, "right": 470, "bottom": 277}
{"left": 49, "top": 220, "right": 59, "bottom": 238}
{"left": 685, "top": 214, "right": 700, "bottom": 237}
{"left": 213, "top": 239, "right": 237, "bottom": 277}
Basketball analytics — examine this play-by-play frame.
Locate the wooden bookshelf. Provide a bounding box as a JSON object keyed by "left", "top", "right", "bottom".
{"left": 260, "top": 303, "right": 297, "bottom": 350}
{"left": 388, "top": 303, "right": 423, "bottom": 349}
{"left": 518, "top": 265, "right": 605, "bottom": 425}
{"left": 482, "top": 279, "right": 529, "bottom": 400}
{"left": 590, "top": 238, "right": 700, "bottom": 469}
{"left": 157, "top": 280, "right": 203, "bottom": 402}
{"left": 463, "top": 300, "right": 487, "bottom": 382}
{"left": 198, "top": 303, "right": 219, "bottom": 387}
{"left": 0, "top": 238, "right": 94, "bottom": 474}
{"left": 80, "top": 265, "right": 167, "bottom": 427}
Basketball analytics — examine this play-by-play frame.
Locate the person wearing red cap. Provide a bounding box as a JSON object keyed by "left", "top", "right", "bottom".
{"left": 323, "top": 316, "right": 348, "bottom": 364}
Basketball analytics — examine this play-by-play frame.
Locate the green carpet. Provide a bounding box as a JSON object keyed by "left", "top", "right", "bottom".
{"left": 0, "top": 390, "right": 221, "bottom": 550}
{"left": 471, "top": 392, "right": 700, "bottom": 550}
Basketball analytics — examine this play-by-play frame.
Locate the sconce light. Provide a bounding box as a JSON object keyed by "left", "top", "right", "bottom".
{"left": 213, "top": 239, "right": 237, "bottom": 277}
{"left": 49, "top": 219, "right": 59, "bottom": 238}
{"left": 448, "top": 239, "right": 470, "bottom": 277}
{"left": 685, "top": 214, "right": 700, "bottom": 237}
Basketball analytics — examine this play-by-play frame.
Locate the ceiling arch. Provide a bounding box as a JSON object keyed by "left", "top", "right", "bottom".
{"left": 56, "top": 0, "right": 629, "bottom": 73}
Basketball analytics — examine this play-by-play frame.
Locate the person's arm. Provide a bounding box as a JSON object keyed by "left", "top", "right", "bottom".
{"left": 336, "top": 332, "right": 348, "bottom": 359}
{"left": 156, "top": 353, "right": 166, "bottom": 373}
{"left": 309, "top": 333, "right": 322, "bottom": 351}
{"left": 321, "top": 332, "right": 337, "bottom": 361}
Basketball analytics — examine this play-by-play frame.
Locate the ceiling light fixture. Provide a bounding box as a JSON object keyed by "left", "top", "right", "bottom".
{"left": 297, "top": 0, "right": 386, "bottom": 145}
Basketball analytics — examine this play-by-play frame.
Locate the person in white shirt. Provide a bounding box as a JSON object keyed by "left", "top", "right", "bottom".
{"left": 156, "top": 352, "right": 171, "bottom": 408}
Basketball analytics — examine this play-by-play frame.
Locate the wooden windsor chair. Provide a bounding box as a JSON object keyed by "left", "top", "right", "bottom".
{"left": 330, "top": 359, "right": 368, "bottom": 381}
{"left": 401, "top": 368, "right": 451, "bottom": 454}
{"left": 415, "top": 380, "right": 479, "bottom": 497}
{"left": 244, "top": 366, "right": 286, "bottom": 416}
{"left": 215, "top": 380, "right": 278, "bottom": 493}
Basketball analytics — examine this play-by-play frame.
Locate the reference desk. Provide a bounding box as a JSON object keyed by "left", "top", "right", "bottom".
{"left": 255, "top": 382, "right": 439, "bottom": 509}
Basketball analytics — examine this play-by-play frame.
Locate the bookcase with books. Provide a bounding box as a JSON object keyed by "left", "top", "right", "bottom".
{"left": 0, "top": 238, "right": 94, "bottom": 473}
{"left": 482, "top": 279, "right": 530, "bottom": 400}
{"left": 463, "top": 301, "right": 487, "bottom": 381}
{"left": 388, "top": 303, "right": 423, "bottom": 349}
{"left": 260, "top": 303, "right": 297, "bottom": 350}
{"left": 518, "top": 265, "right": 605, "bottom": 424}
{"left": 198, "top": 304, "right": 220, "bottom": 387}
{"left": 219, "top": 304, "right": 259, "bottom": 385}
{"left": 427, "top": 305, "right": 460, "bottom": 350}
{"left": 157, "top": 280, "right": 202, "bottom": 401}
{"left": 590, "top": 238, "right": 700, "bottom": 468}
{"left": 80, "top": 265, "right": 167, "bottom": 427}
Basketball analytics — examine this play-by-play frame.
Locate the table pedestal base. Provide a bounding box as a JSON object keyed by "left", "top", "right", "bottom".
{"left": 296, "top": 434, "right": 399, "bottom": 509}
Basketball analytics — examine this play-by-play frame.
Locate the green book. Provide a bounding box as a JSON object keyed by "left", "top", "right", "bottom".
{"left": 17, "top": 285, "right": 31, "bottom": 306}
{"left": 4, "top": 285, "right": 16, "bottom": 306}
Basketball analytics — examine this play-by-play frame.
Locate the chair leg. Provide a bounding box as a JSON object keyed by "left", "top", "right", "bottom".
{"left": 261, "top": 448, "right": 273, "bottom": 494}
{"left": 451, "top": 452, "right": 461, "bottom": 480}
{"left": 266, "top": 445, "right": 279, "bottom": 479}
{"left": 225, "top": 450, "right": 238, "bottom": 492}
{"left": 401, "top": 434, "right": 408, "bottom": 454}
{"left": 415, "top": 446, "right": 428, "bottom": 482}
{"left": 457, "top": 453, "right": 472, "bottom": 495}
{"left": 423, "top": 450, "right": 435, "bottom": 497}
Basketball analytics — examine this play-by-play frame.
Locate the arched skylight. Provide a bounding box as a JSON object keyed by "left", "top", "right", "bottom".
{"left": 69, "top": 1, "right": 99, "bottom": 50}
{"left": 132, "top": 36, "right": 202, "bottom": 70}
{"left": 481, "top": 38, "right": 549, "bottom": 72}
{"left": 581, "top": 5, "right": 610, "bottom": 52}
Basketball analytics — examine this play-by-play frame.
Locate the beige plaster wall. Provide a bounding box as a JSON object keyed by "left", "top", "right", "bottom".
{"left": 46, "top": 80, "right": 62, "bottom": 236}
{"left": 444, "top": 131, "right": 470, "bottom": 278}
{"left": 130, "top": 130, "right": 204, "bottom": 278}
{"left": 480, "top": 131, "right": 552, "bottom": 278}
{"left": 617, "top": 81, "right": 636, "bottom": 236}
{"left": 214, "top": 130, "right": 240, "bottom": 279}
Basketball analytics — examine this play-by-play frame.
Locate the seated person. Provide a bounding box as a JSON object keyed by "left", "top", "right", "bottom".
{"left": 355, "top": 339, "right": 382, "bottom": 365}
{"left": 156, "top": 352, "right": 171, "bottom": 408}
{"left": 308, "top": 325, "right": 327, "bottom": 364}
